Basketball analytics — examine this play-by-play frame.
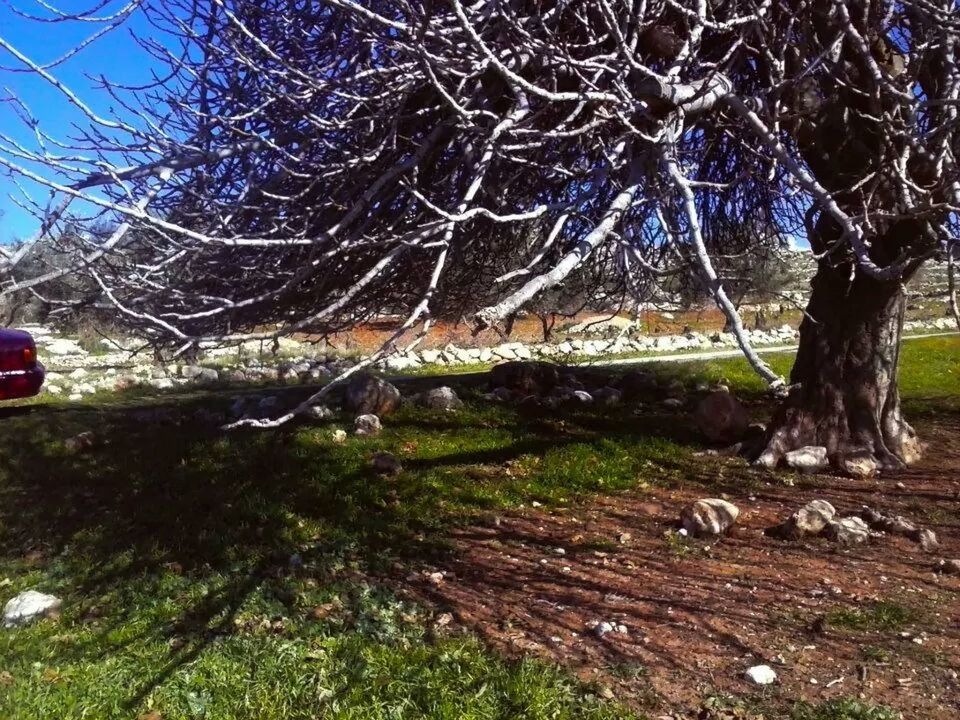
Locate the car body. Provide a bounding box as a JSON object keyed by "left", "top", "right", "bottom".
{"left": 0, "top": 329, "right": 45, "bottom": 400}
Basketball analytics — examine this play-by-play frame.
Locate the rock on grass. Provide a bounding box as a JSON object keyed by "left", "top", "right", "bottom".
{"left": 3, "top": 591, "right": 62, "bottom": 628}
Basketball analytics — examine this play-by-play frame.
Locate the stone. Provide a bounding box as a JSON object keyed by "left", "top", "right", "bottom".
{"left": 840, "top": 451, "right": 879, "bottom": 478}
{"left": 331, "top": 428, "right": 348, "bottom": 443}
{"left": 370, "top": 451, "right": 402, "bottom": 475}
{"left": 3, "top": 590, "right": 62, "bottom": 627}
{"left": 745, "top": 665, "right": 777, "bottom": 686}
{"left": 680, "top": 499, "right": 740, "bottom": 537}
{"left": 776, "top": 499, "right": 837, "bottom": 539}
{"left": 417, "top": 386, "right": 464, "bottom": 411}
{"left": 483, "top": 387, "right": 514, "bottom": 403}
{"left": 662, "top": 397, "right": 684, "bottom": 409}
{"left": 916, "top": 528, "right": 940, "bottom": 553}
{"left": 664, "top": 378, "right": 686, "bottom": 399}
{"left": 591, "top": 387, "right": 622, "bottom": 406}
{"left": 589, "top": 620, "right": 616, "bottom": 637}
{"left": 45, "top": 385, "right": 62, "bottom": 395}
{"left": 785, "top": 446, "right": 829, "bottom": 473}
{"left": 571, "top": 390, "right": 593, "bottom": 404}
{"left": 183, "top": 366, "right": 219, "bottom": 385}
{"left": 344, "top": 373, "right": 401, "bottom": 417}
{"left": 64, "top": 431, "right": 97, "bottom": 453}
{"left": 43, "top": 338, "right": 86, "bottom": 356}
{"left": 488, "top": 361, "right": 559, "bottom": 395}
{"left": 936, "top": 559, "right": 960, "bottom": 575}
{"left": 68, "top": 368, "right": 89, "bottom": 380}
{"left": 694, "top": 391, "right": 750, "bottom": 444}
{"left": 825, "top": 516, "right": 870, "bottom": 545}
{"left": 298, "top": 404, "right": 333, "bottom": 421}
{"left": 354, "top": 414, "right": 382, "bottom": 436}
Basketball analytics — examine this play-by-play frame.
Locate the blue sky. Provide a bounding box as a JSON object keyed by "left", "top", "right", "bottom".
{"left": 0, "top": 1, "right": 157, "bottom": 243}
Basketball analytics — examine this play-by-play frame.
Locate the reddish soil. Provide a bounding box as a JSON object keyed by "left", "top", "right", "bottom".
{"left": 309, "top": 307, "right": 803, "bottom": 354}
{"left": 395, "top": 416, "right": 960, "bottom": 718}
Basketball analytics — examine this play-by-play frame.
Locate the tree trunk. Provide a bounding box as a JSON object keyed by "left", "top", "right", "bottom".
{"left": 758, "top": 223, "right": 924, "bottom": 472}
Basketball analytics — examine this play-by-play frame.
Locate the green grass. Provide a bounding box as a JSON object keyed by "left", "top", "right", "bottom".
{"left": 825, "top": 601, "right": 920, "bottom": 633}
{"left": 790, "top": 698, "right": 899, "bottom": 720}
{"left": 0, "top": 335, "right": 956, "bottom": 718}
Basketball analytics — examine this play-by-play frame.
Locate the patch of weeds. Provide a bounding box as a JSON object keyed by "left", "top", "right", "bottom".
{"left": 574, "top": 537, "right": 620, "bottom": 553}
{"left": 662, "top": 530, "right": 696, "bottom": 559}
{"left": 605, "top": 661, "right": 648, "bottom": 682}
{"left": 826, "top": 601, "right": 920, "bottom": 633}
{"left": 860, "top": 645, "right": 891, "bottom": 663}
{"left": 790, "top": 698, "right": 899, "bottom": 720}
{"left": 700, "top": 692, "right": 767, "bottom": 719}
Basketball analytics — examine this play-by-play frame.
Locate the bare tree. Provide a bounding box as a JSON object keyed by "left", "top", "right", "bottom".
{"left": 1, "top": 0, "right": 957, "bottom": 470}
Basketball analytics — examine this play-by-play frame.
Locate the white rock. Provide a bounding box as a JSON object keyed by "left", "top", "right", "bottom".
{"left": 784, "top": 499, "right": 837, "bottom": 538}
{"left": 745, "top": 665, "right": 777, "bottom": 685}
{"left": 825, "top": 516, "right": 870, "bottom": 545}
{"left": 417, "top": 386, "right": 464, "bottom": 411}
{"left": 45, "top": 385, "right": 63, "bottom": 395}
{"left": 3, "top": 590, "right": 62, "bottom": 627}
{"left": 68, "top": 368, "right": 89, "bottom": 380}
{"left": 42, "top": 338, "right": 86, "bottom": 356}
{"left": 785, "top": 446, "right": 829, "bottom": 473}
{"left": 680, "top": 499, "right": 740, "bottom": 537}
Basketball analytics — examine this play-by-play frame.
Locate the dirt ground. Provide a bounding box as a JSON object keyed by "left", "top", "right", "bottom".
{"left": 312, "top": 306, "right": 801, "bottom": 354}
{"left": 394, "top": 416, "right": 960, "bottom": 718}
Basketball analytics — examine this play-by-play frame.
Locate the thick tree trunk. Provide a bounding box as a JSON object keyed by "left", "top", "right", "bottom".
{"left": 758, "top": 227, "right": 924, "bottom": 472}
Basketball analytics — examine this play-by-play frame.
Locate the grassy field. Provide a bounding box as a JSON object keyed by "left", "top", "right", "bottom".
{"left": 0, "top": 335, "right": 956, "bottom": 719}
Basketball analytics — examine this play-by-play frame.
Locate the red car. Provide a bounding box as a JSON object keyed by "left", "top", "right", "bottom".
{"left": 0, "top": 329, "right": 45, "bottom": 400}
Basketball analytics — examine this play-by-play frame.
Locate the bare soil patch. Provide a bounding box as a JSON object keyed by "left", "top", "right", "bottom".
{"left": 394, "top": 416, "right": 960, "bottom": 717}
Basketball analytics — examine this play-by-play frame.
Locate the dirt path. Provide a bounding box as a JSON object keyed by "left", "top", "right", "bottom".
{"left": 395, "top": 415, "right": 960, "bottom": 718}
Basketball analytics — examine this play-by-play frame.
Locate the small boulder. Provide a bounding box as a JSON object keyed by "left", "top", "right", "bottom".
{"left": 745, "top": 665, "right": 777, "bottom": 686}
{"left": 591, "top": 387, "right": 622, "bottom": 406}
{"left": 916, "top": 528, "right": 940, "bottom": 553}
{"left": 774, "top": 499, "right": 837, "bottom": 539}
{"left": 936, "top": 559, "right": 960, "bottom": 575}
{"left": 840, "top": 451, "right": 879, "bottom": 478}
{"left": 662, "top": 397, "right": 684, "bottom": 409}
{"left": 297, "top": 404, "right": 333, "bottom": 421}
{"left": 64, "top": 431, "right": 97, "bottom": 454}
{"left": 680, "top": 499, "right": 740, "bottom": 537}
{"left": 370, "top": 451, "right": 402, "bottom": 476}
{"left": 825, "top": 516, "right": 870, "bottom": 545}
{"left": 664, "top": 378, "right": 686, "bottom": 399}
{"left": 694, "top": 391, "right": 749, "bottom": 444}
{"left": 417, "top": 386, "right": 464, "bottom": 411}
{"left": 3, "top": 590, "right": 62, "bottom": 627}
{"left": 784, "top": 446, "right": 829, "bottom": 473}
{"left": 344, "top": 373, "right": 401, "bottom": 417}
{"left": 354, "top": 414, "right": 382, "bottom": 436}
{"left": 331, "top": 428, "right": 348, "bottom": 444}
{"left": 483, "top": 387, "right": 514, "bottom": 403}
{"left": 488, "top": 361, "right": 559, "bottom": 395}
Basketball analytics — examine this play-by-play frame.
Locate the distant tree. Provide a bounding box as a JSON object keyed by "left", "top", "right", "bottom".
{"left": 0, "top": 0, "right": 957, "bottom": 471}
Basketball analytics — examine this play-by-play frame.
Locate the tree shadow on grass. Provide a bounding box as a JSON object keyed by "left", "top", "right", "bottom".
{"left": 2, "top": 390, "right": 702, "bottom": 709}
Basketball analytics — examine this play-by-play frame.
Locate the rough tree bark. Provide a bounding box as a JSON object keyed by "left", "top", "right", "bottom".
{"left": 759, "top": 217, "right": 925, "bottom": 470}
